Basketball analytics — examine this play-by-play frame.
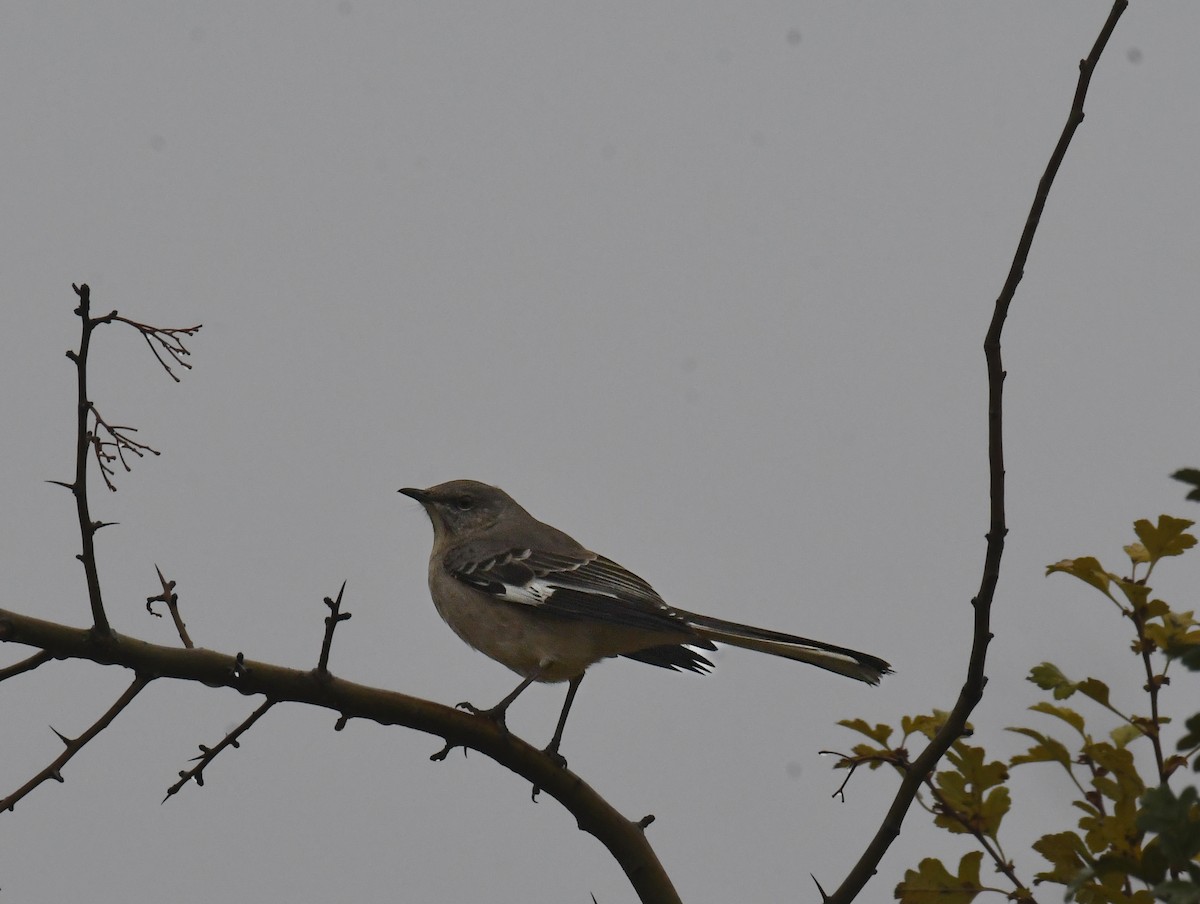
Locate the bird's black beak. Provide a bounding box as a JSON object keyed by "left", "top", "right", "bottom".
{"left": 398, "top": 487, "right": 431, "bottom": 503}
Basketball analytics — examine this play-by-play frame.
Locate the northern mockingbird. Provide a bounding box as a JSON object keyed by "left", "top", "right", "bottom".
{"left": 400, "top": 479, "right": 890, "bottom": 762}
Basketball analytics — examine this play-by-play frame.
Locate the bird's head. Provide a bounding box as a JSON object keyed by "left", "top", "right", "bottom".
{"left": 399, "top": 479, "right": 525, "bottom": 539}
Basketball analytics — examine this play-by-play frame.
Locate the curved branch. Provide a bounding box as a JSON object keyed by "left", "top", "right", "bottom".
{"left": 0, "top": 607, "right": 680, "bottom": 903}
{"left": 826, "top": 3, "right": 1128, "bottom": 900}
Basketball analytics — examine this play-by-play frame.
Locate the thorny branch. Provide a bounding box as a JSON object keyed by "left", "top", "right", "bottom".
{"left": 823, "top": 4, "right": 1128, "bottom": 901}
{"left": 0, "top": 673, "right": 151, "bottom": 812}
{"left": 146, "top": 565, "right": 194, "bottom": 649}
{"left": 0, "top": 605, "right": 681, "bottom": 903}
{"left": 317, "top": 582, "right": 351, "bottom": 674}
{"left": 163, "top": 699, "right": 276, "bottom": 802}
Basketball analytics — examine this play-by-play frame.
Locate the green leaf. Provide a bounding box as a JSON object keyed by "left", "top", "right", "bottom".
{"left": 1075, "top": 677, "right": 1112, "bottom": 709}
{"left": 1134, "top": 515, "right": 1197, "bottom": 563}
{"left": 935, "top": 745, "right": 1010, "bottom": 837}
{"left": 1114, "top": 577, "right": 1151, "bottom": 610}
{"left": 1029, "top": 701, "right": 1087, "bottom": 736}
{"left": 979, "top": 786, "right": 1011, "bottom": 837}
{"left": 1047, "top": 556, "right": 1113, "bottom": 594}
{"left": 1150, "top": 878, "right": 1200, "bottom": 904}
{"left": 902, "top": 711, "right": 950, "bottom": 742}
{"left": 895, "top": 852, "right": 985, "bottom": 904}
{"left": 1008, "top": 727, "right": 1073, "bottom": 770}
{"left": 1110, "top": 723, "right": 1145, "bottom": 748}
{"left": 1139, "top": 785, "right": 1200, "bottom": 866}
{"left": 837, "top": 717, "right": 893, "bottom": 746}
{"left": 1029, "top": 662, "right": 1077, "bottom": 699}
{"left": 1033, "top": 830, "right": 1092, "bottom": 886}
{"left": 1154, "top": 876, "right": 1200, "bottom": 904}
{"left": 1172, "top": 468, "right": 1200, "bottom": 503}
{"left": 1177, "top": 713, "right": 1200, "bottom": 752}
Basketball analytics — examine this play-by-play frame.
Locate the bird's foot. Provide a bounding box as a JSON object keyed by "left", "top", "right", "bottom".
{"left": 456, "top": 700, "right": 510, "bottom": 735}
{"left": 541, "top": 744, "right": 568, "bottom": 769}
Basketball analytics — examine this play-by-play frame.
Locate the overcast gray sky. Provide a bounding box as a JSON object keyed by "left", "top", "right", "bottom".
{"left": 3, "top": 3, "right": 1198, "bottom": 902}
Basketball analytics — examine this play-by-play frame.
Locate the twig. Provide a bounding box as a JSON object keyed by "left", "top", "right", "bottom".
{"left": 0, "top": 673, "right": 151, "bottom": 812}
{"left": 146, "top": 565, "right": 193, "bottom": 649}
{"left": 88, "top": 404, "right": 161, "bottom": 492}
{"left": 825, "top": 4, "right": 1128, "bottom": 901}
{"left": 111, "top": 315, "right": 202, "bottom": 382}
{"left": 0, "top": 650, "right": 53, "bottom": 683}
{"left": 162, "top": 699, "right": 275, "bottom": 802}
{"left": 316, "top": 582, "right": 351, "bottom": 673}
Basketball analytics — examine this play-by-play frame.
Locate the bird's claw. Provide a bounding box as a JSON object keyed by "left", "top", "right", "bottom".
{"left": 457, "top": 701, "right": 510, "bottom": 735}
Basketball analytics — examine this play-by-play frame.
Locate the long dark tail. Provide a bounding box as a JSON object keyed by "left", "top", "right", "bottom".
{"left": 683, "top": 613, "right": 891, "bottom": 684}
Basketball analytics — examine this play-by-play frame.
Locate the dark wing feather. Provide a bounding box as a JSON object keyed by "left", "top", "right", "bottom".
{"left": 443, "top": 546, "right": 698, "bottom": 637}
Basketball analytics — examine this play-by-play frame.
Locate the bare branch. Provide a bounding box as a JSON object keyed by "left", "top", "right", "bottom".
{"left": 0, "top": 606, "right": 680, "bottom": 902}
{"left": 316, "top": 582, "right": 351, "bottom": 673}
{"left": 110, "top": 315, "right": 202, "bottom": 382}
{"left": 0, "top": 650, "right": 53, "bottom": 683}
{"left": 0, "top": 673, "right": 151, "bottom": 812}
{"left": 145, "top": 565, "right": 193, "bottom": 649}
{"left": 67, "top": 283, "right": 111, "bottom": 636}
{"left": 825, "top": 4, "right": 1128, "bottom": 901}
{"left": 163, "top": 699, "right": 275, "bottom": 802}
{"left": 88, "top": 404, "right": 161, "bottom": 492}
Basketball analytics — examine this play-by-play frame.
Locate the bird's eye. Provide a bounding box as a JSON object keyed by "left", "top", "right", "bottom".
{"left": 454, "top": 495, "right": 475, "bottom": 511}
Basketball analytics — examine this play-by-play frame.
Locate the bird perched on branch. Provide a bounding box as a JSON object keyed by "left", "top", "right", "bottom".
{"left": 400, "top": 479, "right": 890, "bottom": 763}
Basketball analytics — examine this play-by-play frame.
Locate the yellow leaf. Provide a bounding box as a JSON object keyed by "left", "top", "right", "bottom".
{"left": 1047, "top": 556, "right": 1112, "bottom": 594}
{"left": 1133, "top": 515, "right": 1197, "bottom": 563}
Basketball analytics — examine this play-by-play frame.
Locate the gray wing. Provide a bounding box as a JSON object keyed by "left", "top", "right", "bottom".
{"left": 442, "top": 543, "right": 709, "bottom": 641}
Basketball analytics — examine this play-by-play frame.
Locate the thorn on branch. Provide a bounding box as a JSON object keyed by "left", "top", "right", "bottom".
{"left": 109, "top": 315, "right": 202, "bottom": 382}
{"left": 334, "top": 714, "right": 349, "bottom": 731}
{"left": 812, "top": 874, "right": 832, "bottom": 903}
{"left": 636, "top": 814, "right": 655, "bottom": 831}
{"left": 316, "top": 581, "right": 351, "bottom": 673}
{"left": 231, "top": 652, "right": 248, "bottom": 680}
{"left": 162, "top": 699, "right": 275, "bottom": 803}
{"left": 146, "top": 565, "right": 193, "bottom": 648}
{"left": 0, "top": 674, "right": 150, "bottom": 813}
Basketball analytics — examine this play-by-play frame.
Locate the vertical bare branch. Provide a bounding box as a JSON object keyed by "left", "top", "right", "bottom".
{"left": 66, "top": 283, "right": 114, "bottom": 636}
{"left": 826, "top": 3, "right": 1128, "bottom": 900}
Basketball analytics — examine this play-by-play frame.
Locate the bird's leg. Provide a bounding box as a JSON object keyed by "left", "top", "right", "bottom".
{"left": 457, "top": 671, "right": 541, "bottom": 732}
{"left": 542, "top": 674, "right": 584, "bottom": 768}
